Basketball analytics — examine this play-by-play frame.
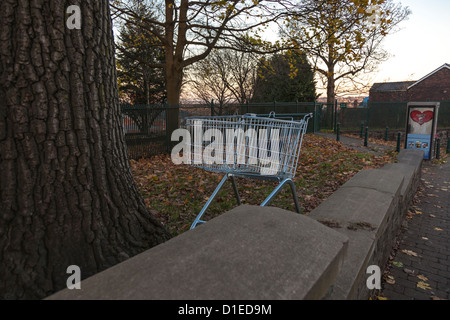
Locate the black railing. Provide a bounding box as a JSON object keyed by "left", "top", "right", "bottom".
{"left": 120, "top": 100, "right": 450, "bottom": 159}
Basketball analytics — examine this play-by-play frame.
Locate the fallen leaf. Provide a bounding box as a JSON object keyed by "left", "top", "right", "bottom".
{"left": 417, "top": 281, "right": 432, "bottom": 291}
{"left": 402, "top": 249, "right": 418, "bottom": 257}
{"left": 392, "top": 261, "right": 404, "bottom": 268}
{"left": 431, "top": 296, "right": 447, "bottom": 300}
{"left": 404, "top": 268, "right": 416, "bottom": 276}
{"left": 430, "top": 214, "right": 436, "bottom": 218}
{"left": 434, "top": 227, "right": 443, "bottom": 231}
{"left": 417, "top": 275, "right": 428, "bottom": 281}
{"left": 385, "top": 275, "right": 395, "bottom": 285}
{"left": 422, "top": 237, "right": 429, "bottom": 241}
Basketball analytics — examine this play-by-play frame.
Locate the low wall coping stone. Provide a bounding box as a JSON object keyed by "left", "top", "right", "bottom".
{"left": 47, "top": 205, "right": 348, "bottom": 300}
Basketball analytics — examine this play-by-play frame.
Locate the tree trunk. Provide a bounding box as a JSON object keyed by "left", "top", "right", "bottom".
{"left": 0, "top": 0, "right": 171, "bottom": 299}
{"left": 165, "top": 61, "right": 182, "bottom": 140}
{"left": 326, "top": 61, "right": 336, "bottom": 129}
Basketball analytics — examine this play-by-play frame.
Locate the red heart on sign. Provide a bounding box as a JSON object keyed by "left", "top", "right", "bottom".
{"left": 411, "top": 111, "right": 433, "bottom": 126}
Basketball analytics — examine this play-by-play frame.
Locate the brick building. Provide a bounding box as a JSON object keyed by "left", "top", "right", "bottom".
{"left": 369, "top": 63, "right": 450, "bottom": 102}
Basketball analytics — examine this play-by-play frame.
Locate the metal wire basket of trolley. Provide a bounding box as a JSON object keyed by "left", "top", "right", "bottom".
{"left": 183, "top": 112, "right": 313, "bottom": 229}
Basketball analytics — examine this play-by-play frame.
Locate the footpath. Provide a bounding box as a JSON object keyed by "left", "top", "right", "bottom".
{"left": 381, "top": 160, "right": 450, "bottom": 300}
{"left": 316, "top": 132, "right": 450, "bottom": 300}
{"left": 315, "top": 132, "right": 394, "bottom": 156}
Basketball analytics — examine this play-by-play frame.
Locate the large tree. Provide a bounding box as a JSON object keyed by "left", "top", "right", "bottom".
{"left": 111, "top": 0, "right": 298, "bottom": 135}
{"left": 282, "top": 0, "right": 410, "bottom": 105}
{"left": 187, "top": 46, "right": 260, "bottom": 107}
{"left": 252, "top": 50, "right": 317, "bottom": 103}
{"left": 115, "top": 3, "right": 166, "bottom": 105}
{"left": 0, "top": 0, "right": 171, "bottom": 299}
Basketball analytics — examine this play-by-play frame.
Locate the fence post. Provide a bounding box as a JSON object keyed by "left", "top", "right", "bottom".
{"left": 334, "top": 99, "right": 338, "bottom": 133}
{"left": 436, "top": 138, "right": 441, "bottom": 160}
{"left": 210, "top": 99, "right": 214, "bottom": 116}
{"left": 447, "top": 135, "right": 450, "bottom": 154}
{"left": 396, "top": 132, "right": 401, "bottom": 152}
{"left": 364, "top": 127, "right": 368, "bottom": 147}
{"left": 164, "top": 99, "right": 170, "bottom": 153}
{"left": 360, "top": 122, "right": 364, "bottom": 138}
{"left": 312, "top": 102, "right": 316, "bottom": 133}
{"left": 337, "top": 123, "right": 341, "bottom": 142}
{"left": 315, "top": 100, "right": 321, "bottom": 132}
{"left": 385, "top": 126, "right": 389, "bottom": 141}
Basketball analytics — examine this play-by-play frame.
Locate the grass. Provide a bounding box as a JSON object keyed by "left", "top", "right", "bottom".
{"left": 130, "top": 133, "right": 396, "bottom": 236}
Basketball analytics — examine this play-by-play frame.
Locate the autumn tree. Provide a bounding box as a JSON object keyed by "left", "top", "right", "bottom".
{"left": 0, "top": 0, "right": 171, "bottom": 299}
{"left": 252, "top": 50, "right": 317, "bottom": 103}
{"left": 282, "top": 0, "right": 410, "bottom": 105}
{"left": 111, "top": 0, "right": 298, "bottom": 135}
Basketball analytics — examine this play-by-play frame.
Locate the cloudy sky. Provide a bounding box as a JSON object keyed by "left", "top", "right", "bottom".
{"left": 373, "top": 0, "right": 450, "bottom": 83}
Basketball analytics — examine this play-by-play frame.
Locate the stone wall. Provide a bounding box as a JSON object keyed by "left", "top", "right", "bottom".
{"left": 308, "top": 149, "right": 424, "bottom": 299}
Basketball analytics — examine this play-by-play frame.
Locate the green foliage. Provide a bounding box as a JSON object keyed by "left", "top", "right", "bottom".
{"left": 115, "top": 4, "right": 166, "bottom": 104}
{"left": 252, "top": 50, "right": 317, "bottom": 103}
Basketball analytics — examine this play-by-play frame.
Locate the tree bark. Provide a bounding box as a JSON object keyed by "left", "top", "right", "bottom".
{"left": 0, "top": 0, "right": 171, "bottom": 299}
{"left": 325, "top": 55, "right": 336, "bottom": 128}
{"left": 165, "top": 66, "right": 182, "bottom": 137}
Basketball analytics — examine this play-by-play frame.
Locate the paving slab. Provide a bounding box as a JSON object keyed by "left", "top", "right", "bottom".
{"left": 381, "top": 160, "right": 450, "bottom": 300}
{"left": 47, "top": 205, "right": 348, "bottom": 300}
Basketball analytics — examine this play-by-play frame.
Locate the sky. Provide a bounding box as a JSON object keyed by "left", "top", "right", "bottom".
{"left": 112, "top": 1, "right": 450, "bottom": 100}
{"left": 372, "top": 0, "right": 450, "bottom": 84}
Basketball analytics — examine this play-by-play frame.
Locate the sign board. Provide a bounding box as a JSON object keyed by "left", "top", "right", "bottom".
{"left": 405, "top": 102, "right": 439, "bottom": 160}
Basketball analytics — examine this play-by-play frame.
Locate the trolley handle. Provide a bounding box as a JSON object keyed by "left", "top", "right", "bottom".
{"left": 242, "top": 112, "right": 277, "bottom": 118}
{"left": 242, "top": 112, "right": 313, "bottom": 123}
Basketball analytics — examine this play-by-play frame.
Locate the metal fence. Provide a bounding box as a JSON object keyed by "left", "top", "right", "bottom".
{"left": 120, "top": 100, "right": 450, "bottom": 159}
{"left": 337, "top": 101, "right": 450, "bottom": 131}
{"left": 121, "top": 101, "right": 329, "bottom": 159}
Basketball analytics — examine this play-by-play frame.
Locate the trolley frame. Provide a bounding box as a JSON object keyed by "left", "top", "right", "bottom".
{"left": 184, "top": 112, "right": 313, "bottom": 229}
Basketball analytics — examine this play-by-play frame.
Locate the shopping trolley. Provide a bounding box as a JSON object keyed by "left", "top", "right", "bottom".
{"left": 184, "top": 112, "right": 313, "bottom": 229}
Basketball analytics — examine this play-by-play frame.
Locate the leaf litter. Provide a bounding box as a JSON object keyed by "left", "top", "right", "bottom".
{"left": 130, "top": 134, "right": 395, "bottom": 236}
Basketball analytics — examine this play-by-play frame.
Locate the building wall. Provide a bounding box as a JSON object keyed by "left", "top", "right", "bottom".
{"left": 369, "top": 90, "right": 407, "bottom": 102}
{"left": 408, "top": 67, "right": 450, "bottom": 101}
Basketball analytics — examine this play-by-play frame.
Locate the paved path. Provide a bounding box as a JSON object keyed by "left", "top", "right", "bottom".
{"left": 381, "top": 160, "right": 450, "bottom": 300}
{"left": 315, "top": 132, "right": 394, "bottom": 156}
{"left": 316, "top": 132, "right": 450, "bottom": 300}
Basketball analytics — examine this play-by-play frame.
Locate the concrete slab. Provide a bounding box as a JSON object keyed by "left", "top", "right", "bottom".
{"left": 322, "top": 228, "right": 375, "bottom": 300}
{"left": 397, "top": 149, "right": 424, "bottom": 167}
{"left": 47, "top": 205, "right": 348, "bottom": 300}
{"left": 380, "top": 163, "right": 417, "bottom": 197}
{"left": 309, "top": 167, "right": 406, "bottom": 299}
{"left": 309, "top": 187, "right": 398, "bottom": 233}
{"left": 341, "top": 168, "right": 405, "bottom": 196}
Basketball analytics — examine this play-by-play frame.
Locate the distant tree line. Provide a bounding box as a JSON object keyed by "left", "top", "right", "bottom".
{"left": 116, "top": 14, "right": 318, "bottom": 105}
